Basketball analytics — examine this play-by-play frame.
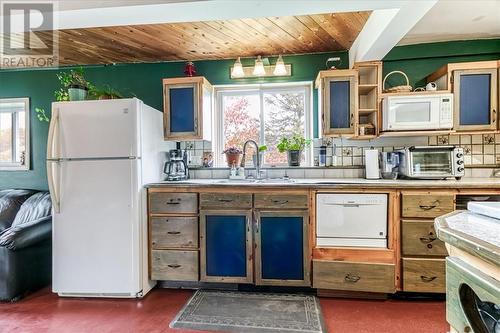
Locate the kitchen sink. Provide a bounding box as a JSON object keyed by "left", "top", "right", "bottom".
{"left": 215, "top": 178, "right": 295, "bottom": 184}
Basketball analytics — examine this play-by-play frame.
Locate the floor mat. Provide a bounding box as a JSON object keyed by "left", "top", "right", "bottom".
{"left": 170, "top": 290, "right": 326, "bottom": 333}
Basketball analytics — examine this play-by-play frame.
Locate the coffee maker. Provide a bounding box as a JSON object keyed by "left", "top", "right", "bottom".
{"left": 164, "top": 145, "right": 189, "bottom": 181}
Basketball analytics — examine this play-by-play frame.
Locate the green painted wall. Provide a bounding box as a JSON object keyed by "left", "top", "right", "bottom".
{"left": 1, "top": 38, "right": 499, "bottom": 191}
{"left": 382, "top": 39, "right": 500, "bottom": 89}
{"left": 0, "top": 51, "right": 347, "bottom": 190}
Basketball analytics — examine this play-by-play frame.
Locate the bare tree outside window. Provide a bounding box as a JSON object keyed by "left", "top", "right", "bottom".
{"left": 216, "top": 85, "right": 311, "bottom": 167}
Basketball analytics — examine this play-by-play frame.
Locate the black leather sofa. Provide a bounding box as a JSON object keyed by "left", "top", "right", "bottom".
{"left": 0, "top": 189, "right": 52, "bottom": 301}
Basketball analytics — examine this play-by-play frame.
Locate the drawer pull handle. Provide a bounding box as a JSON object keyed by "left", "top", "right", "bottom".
{"left": 167, "top": 231, "right": 181, "bottom": 235}
{"left": 419, "top": 200, "right": 439, "bottom": 210}
{"left": 218, "top": 198, "right": 234, "bottom": 203}
{"left": 167, "top": 264, "right": 182, "bottom": 269}
{"left": 419, "top": 236, "right": 437, "bottom": 244}
{"left": 420, "top": 275, "right": 437, "bottom": 283}
{"left": 166, "top": 199, "right": 181, "bottom": 205}
{"left": 272, "top": 200, "right": 289, "bottom": 205}
{"left": 345, "top": 274, "right": 361, "bottom": 283}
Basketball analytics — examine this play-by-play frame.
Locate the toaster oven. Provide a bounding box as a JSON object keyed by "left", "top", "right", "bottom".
{"left": 397, "top": 146, "right": 465, "bottom": 180}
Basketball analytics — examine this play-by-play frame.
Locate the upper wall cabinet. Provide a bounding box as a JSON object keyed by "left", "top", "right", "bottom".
{"left": 163, "top": 76, "right": 212, "bottom": 141}
{"left": 427, "top": 61, "right": 499, "bottom": 132}
{"left": 453, "top": 68, "right": 497, "bottom": 131}
{"left": 316, "top": 70, "right": 358, "bottom": 137}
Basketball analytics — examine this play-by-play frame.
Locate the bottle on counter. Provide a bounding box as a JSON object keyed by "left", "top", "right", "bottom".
{"left": 319, "top": 145, "right": 327, "bottom": 167}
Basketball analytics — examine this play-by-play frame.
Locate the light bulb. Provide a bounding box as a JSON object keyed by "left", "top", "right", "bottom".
{"left": 231, "top": 57, "right": 244, "bottom": 78}
{"left": 273, "top": 54, "right": 287, "bottom": 76}
{"left": 253, "top": 55, "right": 266, "bottom": 76}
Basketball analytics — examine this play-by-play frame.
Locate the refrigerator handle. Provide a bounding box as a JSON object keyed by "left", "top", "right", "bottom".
{"left": 47, "top": 161, "right": 60, "bottom": 213}
{"left": 47, "top": 108, "right": 59, "bottom": 160}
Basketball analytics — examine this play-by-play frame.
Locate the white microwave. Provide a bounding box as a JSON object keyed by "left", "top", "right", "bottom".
{"left": 382, "top": 93, "right": 453, "bottom": 131}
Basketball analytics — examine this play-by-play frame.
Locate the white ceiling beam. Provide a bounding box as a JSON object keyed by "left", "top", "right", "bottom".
{"left": 349, "top": 0, "right": 438, "bottom": 67}
{"left": 5, "top": 0, "right": 415, "bottom": 31}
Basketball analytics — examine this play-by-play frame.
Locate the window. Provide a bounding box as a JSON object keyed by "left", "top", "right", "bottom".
{"left": 0, "top": 98, "right": 30, "bottom": 170}
{"left": 215, "top": 83, "right": 312, "bottom": 167}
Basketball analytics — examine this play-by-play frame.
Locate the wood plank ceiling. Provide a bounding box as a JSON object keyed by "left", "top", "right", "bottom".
{"left": 13, "top": 11, "right": 371, "bottom": 66}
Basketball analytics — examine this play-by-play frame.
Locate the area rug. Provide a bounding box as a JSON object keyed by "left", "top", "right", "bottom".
{"left": 170, "top": 290, "right": 326, "bottom": 333}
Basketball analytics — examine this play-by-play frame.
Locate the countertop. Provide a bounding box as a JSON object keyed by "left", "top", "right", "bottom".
{"left": 435, "top": 210, "right": 500, "bottom": 267}
{"left": 145, "top": 177, "right": 500, "bottom": 189}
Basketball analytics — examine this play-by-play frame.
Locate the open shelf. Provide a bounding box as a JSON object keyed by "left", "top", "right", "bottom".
{"left": 358, "top": 108, "right": 377, "bottom": 115}
{"left": 358, "top": 84, "right": 378, "bottom": 94}
{"left": 354, "top": 61, "right": 382, "bottom": 139}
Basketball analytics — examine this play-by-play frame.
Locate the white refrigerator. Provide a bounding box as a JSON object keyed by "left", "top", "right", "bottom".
{"left": 47, "top": 98, "right": 167, "bottom": 298}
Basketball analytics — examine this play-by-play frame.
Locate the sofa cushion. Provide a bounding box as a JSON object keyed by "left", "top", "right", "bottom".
{"left": 12, "top": 192, "right": 51, "bottom": 227}
{"left": 0, "top": 190, "right": 36, "bottom": 232}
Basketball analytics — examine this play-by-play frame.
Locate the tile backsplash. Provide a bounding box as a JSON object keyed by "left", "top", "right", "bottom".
{"left": 165, "top": 134, "right": 499, "bottom": 174}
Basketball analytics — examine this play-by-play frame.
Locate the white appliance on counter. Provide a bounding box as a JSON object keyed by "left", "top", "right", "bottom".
{"left": 316, "top": 194, "right": 388, "bottom": 248}
{"left": 47, "top": 98, "right": 166, "bottom": 298}
{"left": 382, "top": 93, "right": 453, "bottom": 131}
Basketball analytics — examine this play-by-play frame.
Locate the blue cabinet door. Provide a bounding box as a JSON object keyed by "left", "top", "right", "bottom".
{"left": 455, "top": 69, "right": 497, "bottom": 130}
{"left": 256, "top": 211, "right": 309, "bottom": 285}
{"left": 329, "top": 81, "right": 351, "bottom": 129}
{"left": 323, "top": 75, "right": 356, "bottom": 135}
{"left": 169, "top": 86, "right": 196, "bottom": 133}
{"left": 201, "top": 211, "right": 252, "bottom": 283}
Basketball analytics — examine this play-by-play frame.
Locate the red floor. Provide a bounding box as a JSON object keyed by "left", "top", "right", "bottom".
{"left": 0, "top": 288, "right": 448, "bottom": 333}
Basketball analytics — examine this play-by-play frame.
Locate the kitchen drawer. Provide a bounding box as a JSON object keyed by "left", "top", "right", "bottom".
{"left": 151, "top": 217, "right": 198, "bottom": 249}
{"left": 402, "top": 193, "right": 454, "bottom": 218}
{"left": 200, "top": 193, "right": 252, "bottom": 209}
{"left": 402, "top": 220, "right": 448, "bottom": 256}
{"left": 254, "top": 194, "right": 308, "bottom": 209}
{"left": 403, "top": 258, "right": 445, "bottom": 293}
{"left": 149, "top": 193, "right": 198, "bottom": 214}
{"left": 151, "top": 250, "right": 198, "bottom": 281}
{"left": 312, "top": 260, "right": 395, "bottom": 293}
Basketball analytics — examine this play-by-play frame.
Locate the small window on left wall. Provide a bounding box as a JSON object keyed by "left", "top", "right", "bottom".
{"left": 0, "top": 98, "right": 30, "bottom": 171}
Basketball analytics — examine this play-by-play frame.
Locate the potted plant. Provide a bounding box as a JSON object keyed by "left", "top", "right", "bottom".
{"left": 55, "top": 67, "right": 92, "bottom": 102}
{"left": 89, "top": 85, "right": 123, "bottom": 100}
{"left": 277, "top": 135, "right": 311, "bottom": 167}
{"left": 223, "top": 146, "right": 242, "bottom": 167}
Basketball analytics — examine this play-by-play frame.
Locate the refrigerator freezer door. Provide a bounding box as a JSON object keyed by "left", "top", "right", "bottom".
{"left": 52, "top": 159, "right": 142, "bottom": 296}
{"left": 51, "top": 99, "right": 140, "bottom": 159}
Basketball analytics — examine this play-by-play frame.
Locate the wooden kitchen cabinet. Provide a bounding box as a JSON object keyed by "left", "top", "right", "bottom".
{"left": 313, "top": 260, "right": 395, "bottom": 293}
{"left": 403, "top": 258, "right": 446, "bottom": 293}
{"left": 200, "top": 210, "right": 253, "bottom": 283}
{"left": 453, "top": 68, "right": 498, "bottom": 131}
{"left": 148, "top": 191, "right": 199, "bottom": 282}
{"left": 426, "top": 60, "right": 499, "bottom": 132}
{"left": 316, "top": 70, "right": 358, "bottom": 136}
{"left": 254, "top": 210, "right": 310, "bottom": 286}
{"left": 163, "top": 76, "right": 212, "bottom": 141}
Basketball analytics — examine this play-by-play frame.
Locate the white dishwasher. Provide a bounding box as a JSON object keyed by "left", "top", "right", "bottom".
{"left": 316, "top": 193, "right": 388, "bottom": 248}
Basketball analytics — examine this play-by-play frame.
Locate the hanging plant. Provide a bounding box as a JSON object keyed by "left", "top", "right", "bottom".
{"left": 35, "top": 107, "right": 50, "bottom": 122}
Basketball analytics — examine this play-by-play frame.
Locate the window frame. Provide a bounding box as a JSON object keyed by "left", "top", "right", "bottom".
{"left": 213, "top": 82, "right": 313, "bottom": 167}
{"left": 0, "top": 97, "right": 30, "bottom": 171}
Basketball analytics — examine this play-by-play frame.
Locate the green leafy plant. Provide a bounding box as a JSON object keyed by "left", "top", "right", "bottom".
{"left": 89, "top": 84, "right": 123, "bottom": 100}
{"left": 35, "top": 107, "right": 50, "bottom": 122}
{"left": 55, "top": 67, "right": 94, "bottom": 101}
{"left": 258, "top": 145, "right": 268, "bottom": 152}
{"left": 276, "top": 135, "right": 311, "bottom": 152}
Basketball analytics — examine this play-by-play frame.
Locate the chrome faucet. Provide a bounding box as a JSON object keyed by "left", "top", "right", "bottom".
{"left": 241, "top": 140, "right": 263, "bottom": 179}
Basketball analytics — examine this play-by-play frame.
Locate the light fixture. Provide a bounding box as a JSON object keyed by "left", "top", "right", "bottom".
{"left": 253, "top": 55, "right": 266, "bottom": 76}
{"left": 273, "top": 54, "right": 287, "bottom": 76}
{"left": 231, "top": 57, "right": 244, "bottom": 78}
